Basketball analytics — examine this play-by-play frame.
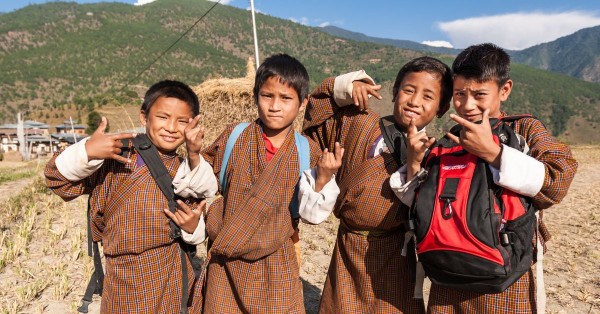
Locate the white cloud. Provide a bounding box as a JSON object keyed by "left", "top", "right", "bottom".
{"left": 318, "top": 22, "right": 331, "bottom": 27}
{"left": 421, "top": 40, "right": 453, "bottom": 48}
{"left": 209, "top": 0, "right": 233, "bottom": 5}
{"left": 134, "top": 0, "right": 156, "bottom": 5}
{"left": 438, "top": 11, "right": 600, "bottom": 50}
{"left": 289, "top": 17, "right": 309, "bottom": 26}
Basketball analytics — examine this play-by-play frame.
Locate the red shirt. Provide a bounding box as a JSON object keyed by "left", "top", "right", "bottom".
{"left": 261, "top": 132, "right": 278, "bottom": 162}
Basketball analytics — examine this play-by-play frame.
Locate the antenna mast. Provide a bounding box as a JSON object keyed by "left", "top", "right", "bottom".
{"left": 250, "top": 0, "right": 259, "bottom": 69}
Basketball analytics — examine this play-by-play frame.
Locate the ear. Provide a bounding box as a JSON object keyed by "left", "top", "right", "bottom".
{"left": 499, "top": 79, "right": 513, "bottom": 101}
{"left": 139, "top": 110, "right": 147, "bottom": 126}
{"left": 299, "top": 97, "right": 309, "bottom": 112}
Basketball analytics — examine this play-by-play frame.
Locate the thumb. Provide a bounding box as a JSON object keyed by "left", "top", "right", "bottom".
{"left": 407, "top": 118, "right": 418, "bottom": 136}
{"left": 481, "top": 109, "right": 491, "bottom": 126}
{"left": 94, "top": 117, "right": 108, "bottom": 135}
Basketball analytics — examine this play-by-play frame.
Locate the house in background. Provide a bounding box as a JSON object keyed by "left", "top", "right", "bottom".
{"left": 0, "top": 120, "right": 59, "bottom": 158}
{"left": 54, "top": 120, "right": 87, "bottom": 135}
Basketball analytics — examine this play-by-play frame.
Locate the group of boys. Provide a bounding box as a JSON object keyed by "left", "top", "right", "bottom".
{"left": 46, "top": 43, "right": 577, "bottom": 313}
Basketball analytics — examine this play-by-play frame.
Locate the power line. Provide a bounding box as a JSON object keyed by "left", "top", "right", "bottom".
{"left": 122, "top": 0, "right": 222, "bottom": 91}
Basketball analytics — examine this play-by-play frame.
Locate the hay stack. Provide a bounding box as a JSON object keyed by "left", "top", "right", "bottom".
{"left": 194, "top": 58, "right": 305, "bottom": 145}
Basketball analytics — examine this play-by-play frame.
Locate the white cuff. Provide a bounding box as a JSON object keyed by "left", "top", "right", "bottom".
{"left": 389, "top": 165, "right": 422, "bottom": 206}
{"left": 181, "top": 213, "right": 206, "bottom": 245}
{"left": 489, "top": 144, "right": 545, "bottom": 197}
{"left": 173, "top": 155, "right": 218, "bottom": 198}
{"left": 333, "top": 70, "right": 376, "bottom": 106}
{"left": 55, "top": 137, "right": 104, "bottom": 182}
{"left": 298, "top": 167, "right": 340, "bottom": 225}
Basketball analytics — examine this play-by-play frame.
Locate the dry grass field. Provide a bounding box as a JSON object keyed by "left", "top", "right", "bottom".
{"left": 0, "top": 146, "right": 597, "bottom": 313}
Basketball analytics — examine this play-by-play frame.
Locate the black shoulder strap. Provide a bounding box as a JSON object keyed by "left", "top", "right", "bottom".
{"left": 131, "top": 134, "right": 180, "bottom": 238}
{"left": 379, "top": 115, "right": 407, "bottom": 165}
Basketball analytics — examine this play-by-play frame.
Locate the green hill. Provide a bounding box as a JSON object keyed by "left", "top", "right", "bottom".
{"left": 1, "top": 0, "right": 599, "bottom": 143}
{"left": 512, "top": 25, "right": 600, "bottom": 83}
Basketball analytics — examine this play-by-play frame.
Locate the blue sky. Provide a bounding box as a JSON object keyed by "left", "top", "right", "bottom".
{"left": 2, "top": 0, "right": 600, "bottom": 50}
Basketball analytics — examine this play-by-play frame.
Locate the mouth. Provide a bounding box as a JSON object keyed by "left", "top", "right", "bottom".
{"left": 402, "top": 108, "right": 420, "bottom": 119}
{"left": 462, "top": 113, "right": 482, "bottom": 121}
{"left": 160, "top": 135, "right": 179, "bottom": 143}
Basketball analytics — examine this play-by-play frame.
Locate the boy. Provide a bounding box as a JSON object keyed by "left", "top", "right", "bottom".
{"left": 401, "top": 43, "right": 578, "bottom": 313}
{"left": 302, "top": 56, "right": 453, "bottom": 313}
{"left": 45, "top": 80, "right": 218, "bottom": 313}
{"left": 189, "top": 53, "right": 343, "bottom": 313}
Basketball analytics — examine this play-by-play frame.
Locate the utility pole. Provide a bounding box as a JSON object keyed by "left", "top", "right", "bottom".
{"left": 250, "top": 0, "right": 259, "bottom": 69}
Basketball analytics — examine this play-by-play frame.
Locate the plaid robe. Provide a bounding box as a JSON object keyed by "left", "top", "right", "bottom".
{"left": 45, "top": 143, "right": 198, "bottom": 313}
{"left": 190, "top": 120, "right": 320, "bottom": 313}
{"left": 426, "top": 114, "right": 578, "bottom": 313}
{"left": 303, "top": 78, "right": 425, "bottom": 313}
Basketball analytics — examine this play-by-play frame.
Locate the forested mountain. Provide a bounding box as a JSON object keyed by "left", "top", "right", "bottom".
{"left": 512, "top": 25, "right": 600, "bottom": 83}
{"left": 318, "top": 25, "right": 461, "bottom": 55}
{"left": 1, "top": 0, "right": 599, "bottom": 142}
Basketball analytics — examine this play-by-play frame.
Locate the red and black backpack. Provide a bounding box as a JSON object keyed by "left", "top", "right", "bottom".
{"left": 408, "top": 115, "right": 537, "bottom": 293}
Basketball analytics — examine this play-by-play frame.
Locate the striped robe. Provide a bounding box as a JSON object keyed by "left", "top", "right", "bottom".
{"left": 191, "top": 120, "right": 320, "bottom": 313}
{"left": 45, "top": 143, "right": 199, "bottom": 313}
{"left": 426, "top": 114, "right": 578, "bottom": 314}
{"left": 303, "top": 77, "right": 425, "bottom": 313}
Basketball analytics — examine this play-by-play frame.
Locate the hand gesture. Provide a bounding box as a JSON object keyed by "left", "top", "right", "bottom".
{"left": 315, "top": 142, "right": 345, "bottom": 192}
{"left": 407, "top": 118, "right": 435, "bottom": 179}
{"left": 446, "top": 109, "right": 502, "bottom": 166}
{"left": 163, "top": 199, "right": 206, "bottom": 234}
{"left": 352, "top": 81, "right": 383, "bottom": 111}
{"left": 184, "top": 115, "right": 204, "bottom": 155}
{"left": 85, "top": 117, "right": 135, "bottom": 163}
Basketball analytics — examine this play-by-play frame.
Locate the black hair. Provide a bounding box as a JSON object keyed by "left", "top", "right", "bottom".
{"left": 392, "top": 56, "right": 453, "bottom": 117}
{"left": 452, "top": 43, "right": 511, "bottom": 87}
{"left": 141, "top": 80, "right": 200, "bottom": 117}
{"left": 253, "top": 53, "right": 310, "bottom": 104}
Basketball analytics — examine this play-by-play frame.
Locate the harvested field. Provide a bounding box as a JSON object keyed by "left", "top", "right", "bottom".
{"left": 0, "top": 145, "right": 597, "bottom": 313}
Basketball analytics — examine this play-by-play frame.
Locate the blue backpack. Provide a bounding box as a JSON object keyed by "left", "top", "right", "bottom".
{"left": 218, "top": 123, "right": 310, "bottom": 218}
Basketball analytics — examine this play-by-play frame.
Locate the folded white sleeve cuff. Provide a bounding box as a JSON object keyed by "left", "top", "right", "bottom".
{"left": 181, "top": 213, "right": 206, "bottom": 245}
{"left": 489, "top": 144, "right": 545, "bottom": 197}
{"left": 173, "top": 155, "right": 218, "bottom": 198}
{"left": 333, "top": 70, "right": 375, "bottom": 106}
{"left": 389, "top": 165, "right": 420, "bottom": 206}
{"left": 298, "top": 167, "right": 340, "bottom": 225}
{"left": 55, "top": 137, "right": 104, "bottom": 182}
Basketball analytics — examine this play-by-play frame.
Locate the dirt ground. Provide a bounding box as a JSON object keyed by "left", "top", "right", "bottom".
{"left": 0, "top": 146, "right": 598, "bottom": 313}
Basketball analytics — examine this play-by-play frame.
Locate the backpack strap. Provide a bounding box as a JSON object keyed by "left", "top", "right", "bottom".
{"left": 218, "top": 122, "right": 310, "bottom": 219}
{"left": 219, "top": 122, "right": 250, "bottom": 194}
{"left": 77, "top": 198, "right": 105, "bottom": 313}
{"left": 379, "top": 115, "right": 407, "bottom": 165}
{"left": 289, "top": 132, "right": 310, "bottom": 219}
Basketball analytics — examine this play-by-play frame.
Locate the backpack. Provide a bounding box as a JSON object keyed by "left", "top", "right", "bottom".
{"left": 219, "top": 122, "right": 310, "bottom": 219}
{"left": 408, "top": 115, "right": 537, "bottom": 293}
{"left": 78, "top": 134, "right": 201, "bottom": 314}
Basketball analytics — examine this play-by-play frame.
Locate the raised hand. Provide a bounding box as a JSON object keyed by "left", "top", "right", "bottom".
{"left": 85, "top": 117, "right": 136, "bottom": 163}
{"left": 352, "top": 81, "right": 383, "bottom": 111}
{"left": 184, "top": 115, "right": 204, "bottom": 169}
{"left": 446, "top": 109, "right": 502, "bottom": 167}
{"left": 407, "top": 118, "right": 435, "bottom": 179}
{"left": 315, "top": 142, "right": 345, "bottom": 192}
{"left": 163, "top": 199, "right": 206, "bottom": 234}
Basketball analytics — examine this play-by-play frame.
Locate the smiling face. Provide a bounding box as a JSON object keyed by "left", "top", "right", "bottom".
{"left": 140, "top": 96, "right": 193, "bottom": 154}
{"left": 393, "top": 71, "right": 443, "bottom": 130}
{"left": 257, "top": 76, "right": 307, "bottom": 137}
{"left": 452, "top": 76, "right": 512, "bottom": 122}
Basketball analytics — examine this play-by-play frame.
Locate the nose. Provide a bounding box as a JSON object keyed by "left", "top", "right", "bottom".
{"left": 407, "top": 93, "right": 419, "bottom": 107}
{"left": 269, "top": 97, "right": 281, "bottom": 111}
{"left": 165, "top": 118, "right": 177, "bottom": 132}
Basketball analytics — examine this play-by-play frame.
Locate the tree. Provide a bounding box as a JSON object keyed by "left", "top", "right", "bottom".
{"left": 86, "top": 111, "right": 108, "bottom": 134}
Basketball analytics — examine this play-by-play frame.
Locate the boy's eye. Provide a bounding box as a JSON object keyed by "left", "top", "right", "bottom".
{"left": 403, "top": 88, "right": 414, "bottom": 94}
{"left": 424, "top": 94, "right": 434, "bottom": 100}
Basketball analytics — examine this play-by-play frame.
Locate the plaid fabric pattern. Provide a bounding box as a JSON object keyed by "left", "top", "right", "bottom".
{"left": 428, "top": 269, "right": 537, "bottom": 313}
{"left": 304, "top": 78, "right": 425, "bottom": 313}
{"left": 45, "top": 144, "right": 199, "bottom": 313}
{"left": 190, "top": 120, "right": 320, "bottom": 313}
{"left": 426, "top": 114, "right": 577, "bottom": 313}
